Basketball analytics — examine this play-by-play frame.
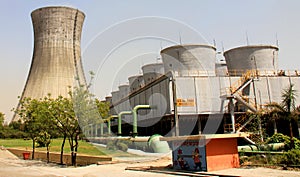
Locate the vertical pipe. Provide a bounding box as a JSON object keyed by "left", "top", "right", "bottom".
{"left": 107, "top": 121, "right": 111, "bottom": 135}
{"left": 105, "top": 115, "right": 117, "bottom": 135}
{"left": 100, "top": 123, "right": 103, "bottom": 136}
{"left": 132, "top": 105, "right": 151, "bottom": 137}
{"left": 95, "top": 124, "right": 98, "bottom": 137}
{"left": 117, "top": 111, "right": 132, "bottom": 136}
{"left": 230, "top": 99, "right": 236, "bottom": 133}
{"left": 118, "top": 115, "right": 121, "bottom": 136}
{"left": 171, "top": 74, "right": 179, "bottom": 136}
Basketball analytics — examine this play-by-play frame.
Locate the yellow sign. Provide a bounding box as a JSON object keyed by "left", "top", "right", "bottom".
{"left": 177, "top": 98, "right": 195, "bottom": 107}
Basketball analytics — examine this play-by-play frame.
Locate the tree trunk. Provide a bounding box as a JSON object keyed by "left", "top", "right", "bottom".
{"left": 289, "top": 120, "right": 295, "bottom": 149}
{"left": 74, "top": 133, "right": 79, "bottom": 167}
{"left": 46, "top": 145, "right": 50, "bottom": 163}
{"left": 32, "top": 138, "right": 35, "bottom": 159}
{"left": 69, "top": 137, "right": 75, "bottom": 166}
{"left": 60, "top": 134, "right": 66, "bottom": 165}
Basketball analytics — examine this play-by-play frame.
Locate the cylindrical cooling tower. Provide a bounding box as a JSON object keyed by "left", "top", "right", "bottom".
{"left": 12, "top": 6, "right": 86, "bottom": 121}
{"left": 111, "top": 91, "right": 120, "bottom": 105}
{"left": 142, "top": 63, "right": 164, "bottom": 85}
{"left": 118, "top": 84, "right": 129, "bottom": 99}
{"left": 160, "top": 44, "right": 216, "bottom": 76}
{"left": 128, "top": 75, "right": 144, "bottom": 92}
{"left": 224, "top": 45, "right": 279, "bottom": 76}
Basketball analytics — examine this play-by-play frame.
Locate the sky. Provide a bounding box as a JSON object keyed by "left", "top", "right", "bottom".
{"left": 1, "top": 0, "right": 300, "bottom": 123}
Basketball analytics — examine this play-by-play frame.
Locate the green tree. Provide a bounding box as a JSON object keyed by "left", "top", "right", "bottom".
{"left": 69, "top": 71, "right": 100, "bottom": 166}
{"left": 16, "top": 97, "right": 42, "bottom": 159}
{"left": 47, "top": 95, "right": 75, "bottom": 165}
{"left": 266, "top": 84, "right": 299, "bottom": 149}
{"left": 0, "top": 112, "right": 4, "bottom": 126}
{"left": 95, "top": 99, "right": 110, "bottom": 120}
{"left": 15, "top": 97, "right": 57, "bottom": 161}
{"left": 95, "top": 99, "right": 110, "bottom": 136}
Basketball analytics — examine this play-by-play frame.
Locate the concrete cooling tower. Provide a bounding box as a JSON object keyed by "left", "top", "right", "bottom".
{"left": 142, "top": 63, "right": 164, "bottom": 85}
{"left": 128, "top": 75, "right": 144, "bottom": 92}
{"left": 224, "top": 45, "right": 279, "bottom": 76}
{"left": 118, "top": 84, "right": 129, "bottom": 99}
{"left": 12, "top": 6, "right": 86, "bottom": 121}
{"left": 160, "top": 44, "right": 216, "bottom": 76}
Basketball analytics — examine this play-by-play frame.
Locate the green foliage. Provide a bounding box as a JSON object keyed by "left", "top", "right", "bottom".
{"left": 280, "top": 149, "right": 300, "bottom": 165}
{"left": 266, "top": 133, "right": 290, "bottom": 144}
{"left": 36, "top": 131, "right": 51, "bottom": 147}
{"left": 106, "top": 140, "right": 116, "bottom": 150}
{"left": 95, "top": 99, "right": 110, "bottom": 122}
{"left": 0, "top": 112, "right": 4, "bottom": 126}
{"left": 116, "top": 142, "right": 128, "bottom": 152}
{"left": 105, "top": 140, "right": 128, "bottom": 152}
{"left": 266, "top": 133, "right": 300, "bottom": 150}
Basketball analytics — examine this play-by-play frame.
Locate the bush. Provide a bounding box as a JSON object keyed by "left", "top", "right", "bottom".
{"left": 266, "top": 133, "right": 290, "bottom": 144}
{"left": 280, "top": 149, "right": 300, "bottom": 165}
{"left": 116, "top": 142, "right": 128, "bottom": 152}
{"left": 106, "top": 140, "right": 128, "bottom": 152}
{"left": 266, "top": 133, "right": 300, "bottom": 150}
{"left": 106, "top": 140, "right": 116, "bottom": 150}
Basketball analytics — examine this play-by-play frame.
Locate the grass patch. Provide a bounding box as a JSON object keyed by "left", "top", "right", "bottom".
{"left": 0, "top": 138, "right": 136, "bottom": 157}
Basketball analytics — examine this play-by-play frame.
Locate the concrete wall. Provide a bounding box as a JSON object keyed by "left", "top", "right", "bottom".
{"left": 8, "top": 148, "right": 112, "bottom": 166}
{"left": 111, "top": 76, "right": 171, "bottom": 124}
{"left": 110, "top": 74, "right": 300, "bottom": 119}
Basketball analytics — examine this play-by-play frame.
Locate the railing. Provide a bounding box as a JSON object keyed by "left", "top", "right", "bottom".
{"left": 217, "top": 69, "right": 300, "bottom": 77}
{"left": 229, "top": 70, "right": 255, "bottom": 94}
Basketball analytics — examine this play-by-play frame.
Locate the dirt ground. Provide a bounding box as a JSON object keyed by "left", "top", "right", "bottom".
{"left": 0, "top": 148, "right": 300, "bottom": 177}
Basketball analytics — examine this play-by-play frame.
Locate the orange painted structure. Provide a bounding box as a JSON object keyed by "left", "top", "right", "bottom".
{"left": 160, "top": 133, "right": 247, "bottom": 172}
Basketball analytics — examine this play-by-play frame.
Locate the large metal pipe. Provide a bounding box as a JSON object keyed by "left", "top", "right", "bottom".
{"left": 105, "top": 115, "right": 117, "bottom": 135}
{"left": 132, "top": 105, "right": 151, "bottom": 137}
{"left": 117, "top": 111, "right": 132, "bottom": 136}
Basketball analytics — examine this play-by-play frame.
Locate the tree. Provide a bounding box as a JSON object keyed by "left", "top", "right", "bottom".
{"left": 43, "top": 95, "right": 78, "bottom": 165}
{"left": 14, "top": 96, "right": 57, "bottom": 161}
{"left": 69, "top": 71, "right": 100, "bottom": 166}
{"left": 0, "top": 112, "right": 4, "bottom": 126}
{"left": 54, "top": 96, "right": 74, "bottom": 165}
{"left": 266, "top": 84, "right": 299, "bottom": 149}
{"left": 95, "top": 99, "right": 110, "bottom": 120}
{"left": 15, "top": 97, "right": 41, "bottom": 159}
{"left": 95, "top": 99, "right": 110, "bottom": 136}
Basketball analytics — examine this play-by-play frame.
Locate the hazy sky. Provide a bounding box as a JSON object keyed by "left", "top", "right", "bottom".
{"left": 1, "top": 0, "right": 300, "bottom": 122}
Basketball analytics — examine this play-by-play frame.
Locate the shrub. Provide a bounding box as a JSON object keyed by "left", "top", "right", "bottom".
{"left": 266, "top": 133, "right": 290, "bottom": 144}
{"left": 280, "top": 149, "right": 300, "bottom": 165}
{"left": 116, "top": 142, "right": 128, "bottom": 152}
{"left": 266, "top": 133, "right": 300, "bottom": 150}
{"left": 106, "top": 140, "right": 116, "bottom": 150}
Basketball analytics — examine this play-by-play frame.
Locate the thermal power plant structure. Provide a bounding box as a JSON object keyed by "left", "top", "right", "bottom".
{"left": 12, "top": 6, "right": 86, "bottom": 121}
{"left": 102, "top": 43, "right": 300, "bottom": 140}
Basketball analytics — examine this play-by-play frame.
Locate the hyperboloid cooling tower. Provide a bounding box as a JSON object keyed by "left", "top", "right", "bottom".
{"left": 12, "top": 6, "right": 86, "bottom": 121}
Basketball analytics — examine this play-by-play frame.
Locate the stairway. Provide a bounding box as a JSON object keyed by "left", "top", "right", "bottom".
{"left": 223, "top": 70, "right": 263, "bottom": 143}
{"left": 229, "top": 70, "right": 258, "bottom": 113}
